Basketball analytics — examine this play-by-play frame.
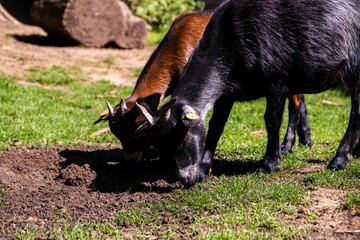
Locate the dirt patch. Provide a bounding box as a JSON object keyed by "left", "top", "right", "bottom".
{"left": 284, "top": 187, "right": 360, "bottom": 239}
{"left": 0, "top": 21, "right": 154, "bottom": 86}
{"left": 0, "top": 146, "right": 181, "bottom": 237}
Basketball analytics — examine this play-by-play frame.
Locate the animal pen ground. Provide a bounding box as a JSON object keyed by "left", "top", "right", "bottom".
{"left": 0, "top": 20, "right": 359, "bottom": 239}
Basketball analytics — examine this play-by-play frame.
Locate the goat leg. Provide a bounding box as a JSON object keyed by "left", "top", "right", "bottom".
{"left": 296, "top": 95, "right": 313, "bottom": 148}
{"left": 257, "top": 95, "right": 287, "bottom": 173}
{"left": 328, "top": 89, "right": 360, "bottom": 169}
{"left": 199, "top": 97, "right": 234, "bottom": 181}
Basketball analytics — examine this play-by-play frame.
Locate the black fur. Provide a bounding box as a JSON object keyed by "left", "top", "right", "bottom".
{"left": 143, "top": 0, "right": 360, "bottom": 187}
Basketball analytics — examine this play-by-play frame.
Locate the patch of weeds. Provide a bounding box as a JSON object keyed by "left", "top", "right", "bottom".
{"left": 0, "top": 185, "right": 6, "bottom": 197}
{"left": 114, "top": 205, "right": 156, "bottom": 226}
{"left": 17, "top": 56, "right": 27, "bottom": 63}
{"left": 307, "top": 212, "right": 319, "bottom": 221}
{"left": 343, "top": 191, "right": 360, "bottom": 215}
{"left": 147, "top": 28, "right": 168, "bottom": 46}
{"left": 103, "top": 57, "right": 115, "bottom": 67}
{"left": 27, "top": 65, "right": 74, "bottom": 85}
{"left": 0, "top": 185, "right": 7, "bottom": 206}
{"left": 14, "top": 222, "right": 121, "bottom": 239}
{"left": 77, "top": 43, "right": 86, "bottom": 48}
{"left": 133, "top": 67, "right": 143, "bottom": 78}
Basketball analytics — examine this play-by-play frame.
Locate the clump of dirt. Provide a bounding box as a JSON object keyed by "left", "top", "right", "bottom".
{"left": 58, "top": 163, "right": 96, "bottom": 187}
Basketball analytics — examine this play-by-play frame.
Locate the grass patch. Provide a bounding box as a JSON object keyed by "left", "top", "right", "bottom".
{"left": 0, "top": 185, "right": 7, "bottom": 201}
{"left": 133, "top": 67, "right": 143, "bottom": 78}
{"left": 111, "top": 174, "right": 306, "bottom": 238}
{"left": 14, "top": 222, "right": 121, "bottom": 240}
{"left": 103, "top": 57, "right": 116, "bottom": 67}
{"left": 147, "top": 28, "right": 169, "bottom": 46}
{"left": 343, "top": 191, "right": 360, "bottom": 215}
{"left": 27, "top": 65, "right": 77, "bottom": 85}
{"left": 0, "top": 73, "right": 132, "bottom": 151}
{"left": 302, "top": 159, "right": 360, "bottom": 189}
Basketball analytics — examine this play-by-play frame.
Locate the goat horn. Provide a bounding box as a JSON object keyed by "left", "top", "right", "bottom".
{"left": 105, "top": 100, "right": 114, "bottom": 115}
{"left": 160, "top": 98, "right": 177, "bottom": 123}
{"left": 136, "top": 102, "right": 154, "bottom": 125}
{"left": 120, "top": 99, "right": 128, "bottom": 111}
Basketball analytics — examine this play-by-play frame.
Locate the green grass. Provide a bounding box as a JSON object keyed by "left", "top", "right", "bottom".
{"left": 0, "top": 72, "right": 132, "bottom": 151}
{"left": 147, "top": 28, "right": 169, "bottom": 46}
{"left": 103, "top": 57, "right": 116, "bottom": 67}
{"left": 111, "top": 175, "right": 306, "bottom": 238}
{"left": 343, "top": 191, "right": 360, "bottom": 215}
{"left": 303, "top": 162, "right": 360, "bottom": 189}
{"left": 27, "top": 65, "right": 77, "bottom": 85}
{"left": 0, "top": 185, "right": 7, "bottom": 205}
{"left": 1, "top": 67, "right": 359, "bottom": 238}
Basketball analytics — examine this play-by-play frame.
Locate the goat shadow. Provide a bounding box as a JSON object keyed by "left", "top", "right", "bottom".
{"left": 59, "top": 148, "right": 260, "bottom": 194}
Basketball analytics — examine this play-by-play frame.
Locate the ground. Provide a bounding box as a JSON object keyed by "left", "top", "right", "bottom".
{"left": 0, "top": 21, "right": 359, "bottom": 239}
{"left": 0, "top": 20, "right": 153, "bottom": 87}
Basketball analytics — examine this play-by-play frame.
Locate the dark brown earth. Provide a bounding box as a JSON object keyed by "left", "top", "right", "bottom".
{"left": 0, "top": 146, "right": 182, "bottom": 237}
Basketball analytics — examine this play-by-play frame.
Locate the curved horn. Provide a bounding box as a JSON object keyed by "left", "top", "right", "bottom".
{"left": 136, "top": 102, "right": 154, "bottom": 125}
{"left": 120, "top": 99, "right": 128, "bottom": 111}
{"left": 105, "top": 100, "right": 114, "bottom": 115}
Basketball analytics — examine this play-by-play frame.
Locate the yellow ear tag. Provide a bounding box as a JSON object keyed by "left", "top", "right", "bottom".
{"left": 185, "top": 113, "right": 199, "bottom": 120}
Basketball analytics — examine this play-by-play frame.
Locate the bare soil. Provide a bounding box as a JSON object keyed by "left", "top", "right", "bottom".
{"left": 0, "top": 21, "right": 154, "bottom": 86}
{"left": 0, "top": 146, "right": 182, "bottom": 237}
{"left": 0, "top": 21, "right": 359, "bottom": 239}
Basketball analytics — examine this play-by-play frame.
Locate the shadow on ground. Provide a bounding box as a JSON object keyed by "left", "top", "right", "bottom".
{"left": 12, "top": 34, "right": 78, "bottom": 47}
{"left": 59, "top": 148, "right": 260, "bottom": 193}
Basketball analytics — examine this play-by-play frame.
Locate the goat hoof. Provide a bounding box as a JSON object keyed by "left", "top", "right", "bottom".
{"left": 303, "top": 139, "right": 314, "bottom": 148}
{"left": 280, "top": 144, "right": 293, "bottom": 154}
{"left": 353, "top": 143, "right": 360, "bottom": 157}
{"left": 198, "top": 170, "right": 207, "bottom": 182}
{"left": 256, "top": 157, "right": 280, "bottom": 173}
{"left": 327, "top": 157, "right": 347, "bottom": 170}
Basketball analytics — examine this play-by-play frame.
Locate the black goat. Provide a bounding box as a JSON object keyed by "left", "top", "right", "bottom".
{"left": 137, "top": 0, "right": 360, "bottom": 187}
{"left": 96, "top": 11, "right": 312, "bottom": 163}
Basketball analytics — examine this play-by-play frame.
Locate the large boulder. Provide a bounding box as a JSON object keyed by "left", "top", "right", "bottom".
{"left": 30, "top": 0, "right": 147, "bottom": 49}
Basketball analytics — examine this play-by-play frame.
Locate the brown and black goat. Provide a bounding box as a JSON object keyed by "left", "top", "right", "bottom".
{"left": 136, "top": 0, "right": 360, "bottom": 187}
{"left": 96, "top": 10, "right": 313, "bottom": 164}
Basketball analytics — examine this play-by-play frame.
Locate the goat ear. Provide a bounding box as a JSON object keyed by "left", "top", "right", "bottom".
{"left": 94, "top": 100, "right": 114, "bottom": 124}
{"left": 159, "top": 97, "right": 177, "bottom": 123}
{"left": 136, "top": 102, "right": 154, "bottom": 125}
{"left": 94, "top": 109, "right": 110, "bottom": 124}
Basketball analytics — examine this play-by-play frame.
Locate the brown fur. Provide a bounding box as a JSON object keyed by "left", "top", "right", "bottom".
{"left": 126, "top": 12, "right": 213, "bottom": 111}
